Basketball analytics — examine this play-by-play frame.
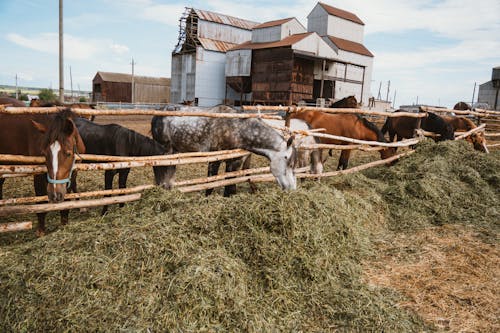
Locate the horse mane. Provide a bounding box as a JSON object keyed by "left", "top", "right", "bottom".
{"left": 357, "top": 115, "right": 386, "bottom": 142}
{"left": 42, "top": 108, "right": 77, "bottom": 146}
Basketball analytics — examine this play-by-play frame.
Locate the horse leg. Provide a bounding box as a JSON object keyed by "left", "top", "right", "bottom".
{"left": 205, "top": 161, "right": 221, "bottom": 196}
{"left": 0, "top": 178, "right": 5, "bottom": 200}
{"left": 337, "top": 150, "right": 352, "bottom": 170}
{"left": 118, "top": 168, "right": 130, "bottom": 208}
{"left": 34, "top": 174, "right": 48, "bottom": 236}
{"left": 241, "top": 154, "right": 257, "bottom": 193}
{"left": 101, "top": 170, "right": 117, "bottom": 215}
{"left": 310, "top": 149, "right": 323, "bottom": 175}
{"left": 223, "top": 158, "right": 244, "bottom": 197}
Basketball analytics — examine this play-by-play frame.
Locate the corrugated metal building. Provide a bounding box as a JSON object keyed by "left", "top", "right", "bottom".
{"left": 225, "top": 2, "right": 373, "bottom": 106}
{"left": 92, "top": 71, "right": 170, "bottom": 103}
{"left": 171, "top": 8, "right": 259, "bottom": 107}
{"left": 478, "top": 66, "right": 500, "bottom": 110}
{"left": 173, "top": 2, "right": 374, "bottom": 106}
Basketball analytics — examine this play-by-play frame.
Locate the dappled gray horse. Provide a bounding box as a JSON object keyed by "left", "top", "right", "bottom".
{"left": 151, "top": 113, "right": 297, "bottom": 196}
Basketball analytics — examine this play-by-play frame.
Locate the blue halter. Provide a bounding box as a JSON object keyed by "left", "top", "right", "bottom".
{"left": 46, "top": 141, "right": 79, "bottom": 188}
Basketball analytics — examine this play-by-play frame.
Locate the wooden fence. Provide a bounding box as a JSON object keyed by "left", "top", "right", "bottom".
{"left": 0, "top": 104, "right": 490, "bottom": 232}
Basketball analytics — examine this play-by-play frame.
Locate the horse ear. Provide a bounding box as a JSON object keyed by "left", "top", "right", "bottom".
{"left": 287, "top": 135, "right": 295, "bottom": 148}
{"left": 63, "top": 118, "right": 75, "bottom": 135}
{"left": 31, "top": 120, "right": 47, "bottom": 133}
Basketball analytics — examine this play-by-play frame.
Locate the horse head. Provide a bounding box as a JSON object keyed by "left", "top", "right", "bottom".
{"left": 30, "top": 98, "right": 41, "bottom": 107}
{"left": 32, "top": 109, "right": 85, "bottom": 202}
{"left": 468, "top": 132, "right": 489, "bottom": 153}
{"left": 269, "top": 136, "right": 297, "bottom": 191}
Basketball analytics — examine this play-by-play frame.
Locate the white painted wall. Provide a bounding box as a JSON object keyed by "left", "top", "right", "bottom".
{"left": 292, "top": 33, "right": 337, "bottom": 59}
{"left": 327, "top": 16, "right": 364, "bottom": 43}
{"left": 307, "top": 3, "right": 364, "bottom": 43}
{"left": 280, "top": 19, "right": 307, "bottom": 39}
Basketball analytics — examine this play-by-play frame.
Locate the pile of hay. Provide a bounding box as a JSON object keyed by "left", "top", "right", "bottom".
{"left": 0, "top": 139, "right": 498, "bottom": 331}
{"left": 0, "top": 188, "right": 425, "bottom": 331}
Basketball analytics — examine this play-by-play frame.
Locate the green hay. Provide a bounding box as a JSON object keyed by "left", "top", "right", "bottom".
{"left": 0, "top": 140, "right": 498, "bottom": 331}
{"left": 0, "top": 187, "right": 427, "bottom": 332}
{"left": 364, "top": 140, "right": 500, "bottom": 231}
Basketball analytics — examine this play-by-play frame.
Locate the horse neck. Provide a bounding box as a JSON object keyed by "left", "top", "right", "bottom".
{"left": 359, "top": 118, "right": 385, "bottom": 142}
{"left": 241, "top": 120, "right": 286, "bottom": 159}
{"left": 126, "top": 131, "right": 165, "bottom": 156}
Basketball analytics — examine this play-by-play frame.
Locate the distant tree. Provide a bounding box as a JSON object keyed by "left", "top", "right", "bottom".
{"left": 19, "top": 93, "right": 29, "bottom": 101}
{"left": 38, "top": 88, "right": 57, "bottom": 102}
{"left": 79, "top": 96, "right": 88, "bottom": 102}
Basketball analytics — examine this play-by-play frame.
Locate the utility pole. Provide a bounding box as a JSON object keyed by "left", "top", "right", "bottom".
{"left": 59, "top": 0, "right": 64, "bottom": 102}
{"left": 15, "top": 74, "right": 18, "bottom": 99}
{"left": 70, "top": 65, "right": 73, "bottom": 101}
{"left": 392, "top": 90, "right": 397, "bottom": 108}
{"left": 377, "top": 81, "right": 382, "bottom": 100}
{"left": 385, "top": 80, "right": 390, "bottom": 102}
{"left": 471, "top": 82, "right": 476, "bottom": 108}
{"left": 130, "top": 57, "right": 136, "bottom": 104}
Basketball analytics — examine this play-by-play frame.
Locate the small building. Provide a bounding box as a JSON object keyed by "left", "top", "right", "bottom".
{"left": 308, "top": 2, "right": 373, "bottom": 105}
{"left": 92, "top": 71, "right": 170, "bottom": 104}
{"left": 478, "top": 66, "right": 500, "bottom": 110}
{"left": 171, "top": 8, "right": 259, "bottom": 107}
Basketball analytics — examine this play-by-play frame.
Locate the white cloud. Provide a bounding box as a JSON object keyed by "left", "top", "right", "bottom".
{"left": 6, "top": 32, "right": 131, "bottom": 61}
{"left": 109, "top": 43, "right": 129, "bottom": 55}
{"left": 142, "top": 4, "right": 187, "bottom": 26}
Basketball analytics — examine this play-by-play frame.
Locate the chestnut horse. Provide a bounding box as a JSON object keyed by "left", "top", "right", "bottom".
{"left": 0, "top": 109, "right": 85, "bottom": 236}
{"left": 441, "top": 115, "right": 488, "bottom": 153}
{"left": 381, "top": 111, "right": 455, "bottom": 143}
{"left": 30, "top": 99, "right": 96, "bottom": 121}
{"left": 290, "top": 111, "right": 396, "bottom": 170}
{"left": 330, "top": 95, "right": 358, "bottom": 108}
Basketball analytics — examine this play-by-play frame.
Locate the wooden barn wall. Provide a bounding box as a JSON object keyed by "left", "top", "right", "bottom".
{"left": 251, "top": 48, "right": 314, "bottom": 105}
{"left": 251, "top": 48, "right": 294, "bottom": 104}
{"left": 102, "top": 81, "right": 131, "bottom": 103}
{"left": 134, "top": 84, "right": 170, "bottom": 103}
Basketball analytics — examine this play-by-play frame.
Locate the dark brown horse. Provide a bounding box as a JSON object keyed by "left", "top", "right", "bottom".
{"left": 330, "top": 95, "right": 358, "bottom": 108}
{"left": 0, "top": 109, "right": 85, "bottom": 236}
{"left": 441, "top": 115, "right": 488, "bottom": 152}
{"left": 0, "top": 97, "right": 26, "bottom": 107}
{"left": 453, "top": 101, "right": 471, "bottom": 111}
{"left": 381, "top": 111, "right": 455, "bottom": 143}
{"left": 290, "top": 111, "right": 396, "bottom": 170}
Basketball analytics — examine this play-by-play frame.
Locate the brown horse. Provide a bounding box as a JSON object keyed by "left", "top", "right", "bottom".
{"left": 290, "top": 111, "right": 396, "bottom": 170}
{"left": 441, "top": 115, "right": 488, "bottom": 152}
{"left": 30, "top": 99, "right": 96, "bottom": 121}
{"left": 330, "top": 95, "right": 358, "bottom": 108}
{"left": 453, "top": 101, "right": 471, "bottom": 110}
{"left": 381, "top": 110, "right": 455, "bottom": 143}
{"left": 0, "top": 97, "right": 26, "bottom": 107}
{"left": 0, "top": 109, "right": 85, "bottom": 236}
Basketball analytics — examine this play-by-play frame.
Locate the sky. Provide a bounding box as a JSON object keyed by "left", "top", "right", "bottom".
{"left": 0, "top": 0, "right": 499, "bottom": 108}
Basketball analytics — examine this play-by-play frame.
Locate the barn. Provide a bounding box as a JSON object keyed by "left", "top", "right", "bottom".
{"left": 226, "top": 17, "right": 337, "bottom": 105}
{"left": 92, "top": 71, "right": 170, "bottom": 104}
{"left": 170, "top": 8, "right": 259, "bottom": 107}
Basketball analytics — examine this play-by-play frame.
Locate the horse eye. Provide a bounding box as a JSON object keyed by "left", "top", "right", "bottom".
{"left": 66, "top": 151, "right": 72, "bottom": 157}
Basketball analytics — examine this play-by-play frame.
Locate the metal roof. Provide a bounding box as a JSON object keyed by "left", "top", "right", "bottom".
{"left": 327, "top": 36, "right": 373, "bottom": 57}
{"left": 193, "top": 8, "right": 259, "bottom": 30}
{"left": 319, "top": 2, "right": 364, "bottom": 25}
{"left": 253, "top": 18, "right": 294, "bottom": 29}
{"left": 94, "top": 72, "right": 170, "bottom": 85}
{"left": 198, "top": 38, "right": 239, "bottom": 53}
{"left": 230, "top": 33, "right": 312, "bottom": 50}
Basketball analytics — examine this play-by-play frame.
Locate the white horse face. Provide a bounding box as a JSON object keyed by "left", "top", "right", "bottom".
{"left": 270, "top": 141, "right": 297, "bottom": 191}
